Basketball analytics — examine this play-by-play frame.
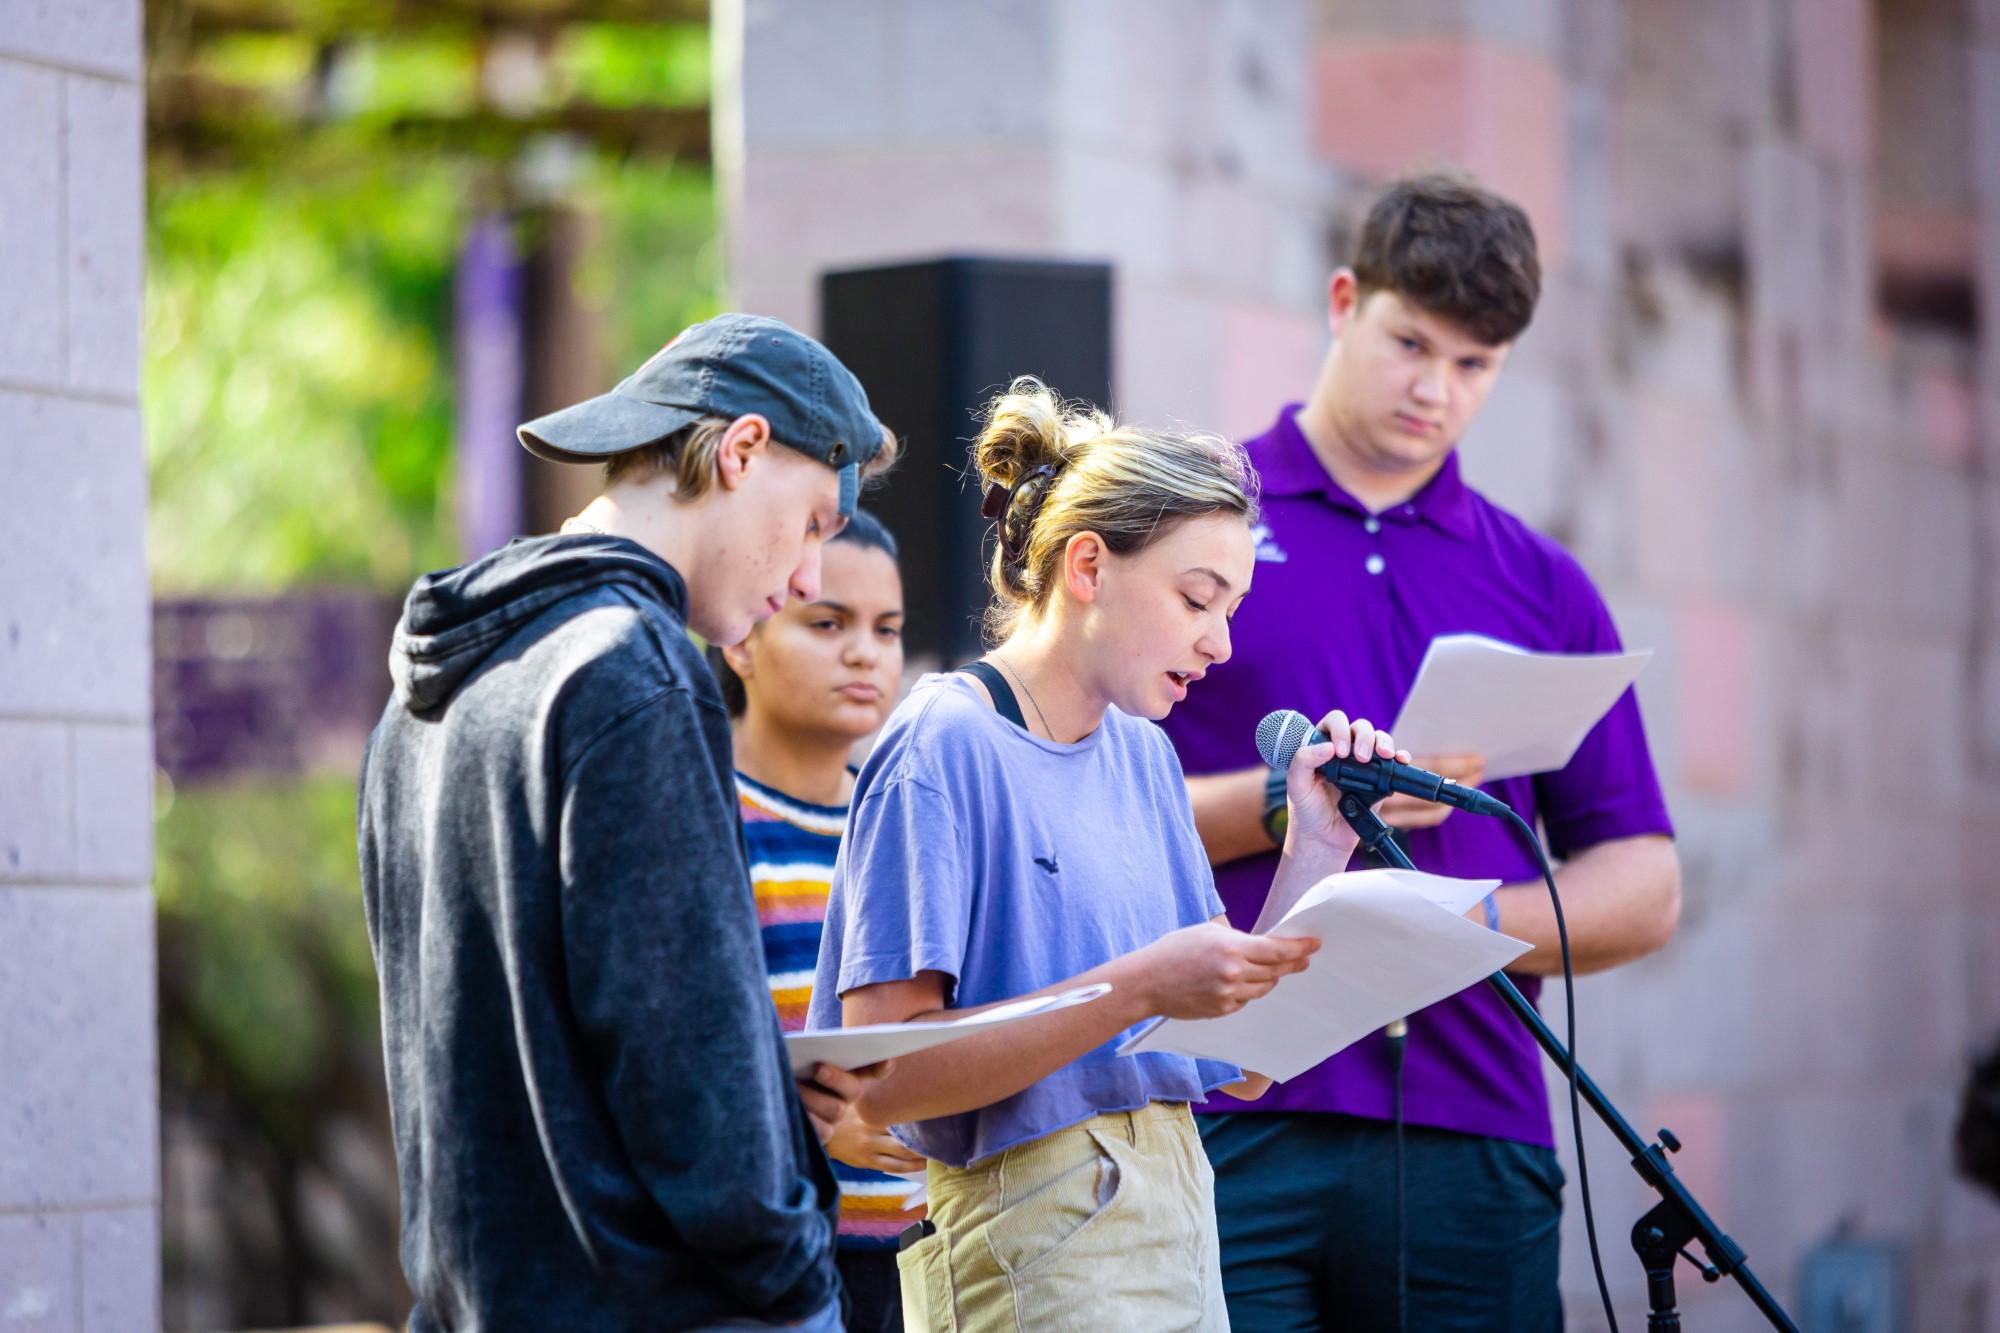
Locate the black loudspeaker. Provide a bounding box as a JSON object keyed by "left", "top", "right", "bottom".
{"left": 819, "top": 257, "right": 1113, "bottom": 664}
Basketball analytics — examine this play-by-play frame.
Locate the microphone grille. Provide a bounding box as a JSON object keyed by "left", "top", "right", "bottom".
{"left": 1255, "top": 709, "right": 1314, "bottom": 770}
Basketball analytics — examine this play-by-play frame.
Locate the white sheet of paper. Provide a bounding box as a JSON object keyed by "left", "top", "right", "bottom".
{"left": 1118, "top": 869, "right": 1528, "bottom": 1083}
{"left": 1388, "top": 633, "right": 1651, "bottom": 782}
{"left": 892, "top": 1170, "right": 928, "bottom": 1211}
{"left": 786, "top": 982, "right": 1111, "bottom": 1076}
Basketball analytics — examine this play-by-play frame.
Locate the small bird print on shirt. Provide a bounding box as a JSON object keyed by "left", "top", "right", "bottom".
{"left": 1250, "top": 522, "right": 1289, "bottom": 563}
{"left": 1033, "top": 855, "right": 1060, "bottom": 875}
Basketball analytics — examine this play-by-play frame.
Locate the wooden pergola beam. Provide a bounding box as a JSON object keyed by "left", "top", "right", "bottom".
{"left": 160, "top": 0, "right": 709, "bottom": 43}
{"left": 148, "top": 84, "right": 711, "bottom": 170}
{"left": 145, "top": 0, "right": 714, "bottom": 171}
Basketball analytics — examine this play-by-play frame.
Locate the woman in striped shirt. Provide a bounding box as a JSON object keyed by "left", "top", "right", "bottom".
{"left": 713, "top": 508, "right": 917, "bottom": 1333}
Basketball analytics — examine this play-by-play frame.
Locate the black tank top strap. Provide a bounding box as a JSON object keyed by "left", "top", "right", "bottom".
{"left": 954, "top": 660, "right": 1028, "bottom": 732}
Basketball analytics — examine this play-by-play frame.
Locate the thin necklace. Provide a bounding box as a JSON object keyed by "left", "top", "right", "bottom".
{"left": 561, "top": 517, "right": 608, "bottom": 536}
{"left": 993, "top": 654, "right": 1058, "bottom": 741}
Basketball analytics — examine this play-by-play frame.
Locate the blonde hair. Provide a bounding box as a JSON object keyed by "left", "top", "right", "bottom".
{"left": 605, "top": 419, "right": 902, "bottom": 497}
{"left": 974, "top": 377, "right": 1258, "bottom": 642}
{"left": 604, "top": 416, "right": 734, "bottom": 496}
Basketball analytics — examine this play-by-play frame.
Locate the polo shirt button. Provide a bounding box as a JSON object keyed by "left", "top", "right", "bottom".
{"left": 1363, "top": 517, "right": 1381, "bottom": 534}
{"left": 1365, "top": 554, "right": 1386, "bottom": 576}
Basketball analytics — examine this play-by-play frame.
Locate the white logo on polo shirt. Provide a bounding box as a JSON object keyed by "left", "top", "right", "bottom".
{"left": 1250, "top": 521, "right": 1289, "bottom": 563}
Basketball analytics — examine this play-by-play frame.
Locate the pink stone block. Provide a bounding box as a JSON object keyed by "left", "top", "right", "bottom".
{"left": 730, "top": 146, "right": 1060, "bottom": 327}
{"left": 1114, "top": 277, "right": 1222, "bottom": 433}
{"left": 1791, "top": 0, "right": 1874, "bottom": 167}
{"left": 1457, "top": 369, "right": 1566, "bottom": 532}
{"left": 1217, "top": 303, "right": 1323, "bottom": 443}
{"left": 1312, "top": 37, "right": 1569, "bottom": 269}
{"left": 738, "top": 0, "right": 896, "bottom": 149}
{"left": 1644, "top": 1091, "right": 1733, "bottom": 1218}
{"left": 1676, "top": 605, "right": 1752, "bottom": 796}
{"left": 1961, "top": 907, "right": 2000, "bottom": 1037}
{"left": 1054, "top": 149, "right": 1174, "bottom": 282}
{"left": 1611, "top": 91, "right": 1745, "bottom": 258}
{"left": 1743, "top": 137, "right": 1820, "bottom": 336}
{"left": 1632, "top": 391, "right": 1720, "bottom": 597}
{"left": 1875, "top": 207, "right": 1979, "bottom": 290}
{"left": 1622, "top": 0, "right": 1769, "bottom": 126}
{"left": 1917, "top": 364, "right": 1976, "bottom": 467}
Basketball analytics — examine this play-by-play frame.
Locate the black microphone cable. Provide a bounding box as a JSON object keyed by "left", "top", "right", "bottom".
{"left": 1387, "top": 1015, "right": 1408, "bottom": 1333}
{"left": 1382, "top": 808, "right": 1613, "bottom": 1331}
{"left": 1257, "top": 709, "right": 1618, "bottom": 1328}
{"left": 1370, "top": 836, "right": 1411, "bottom": 1333}
{"left": 1498, "top": 804, "right": 1618, "bottom": 1333}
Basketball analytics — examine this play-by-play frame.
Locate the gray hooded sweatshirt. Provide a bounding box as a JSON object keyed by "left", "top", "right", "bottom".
{"left": 358, "top": 532, "right": 837, "bottom": 1331}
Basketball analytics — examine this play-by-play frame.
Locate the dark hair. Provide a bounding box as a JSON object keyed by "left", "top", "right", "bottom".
{"left": 831, "top": 506, "right": 898, "bottom": 560}
{"left": 1349, "top": 172, "right": 1541, "bottom": 346}
{"left": 707, "top": 508, "right": 902, "bottom": 717}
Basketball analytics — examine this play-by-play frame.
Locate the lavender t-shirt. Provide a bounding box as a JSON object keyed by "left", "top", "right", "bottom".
{"left": 807, "top": 673, "right": 1239, "bottom": 1167}
{"left": 1161, "top": 407, "right": 1675, "bottom": 1149}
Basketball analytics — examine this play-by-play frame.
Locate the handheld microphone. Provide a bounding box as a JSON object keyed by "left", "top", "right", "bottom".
{"left": 1254, "top": 708, "right": 1512, "bottom": 818}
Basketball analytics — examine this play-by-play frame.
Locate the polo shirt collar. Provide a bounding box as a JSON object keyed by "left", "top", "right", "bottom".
{"left": 1256, "top": 404, "right": 1478, "bottom": 542}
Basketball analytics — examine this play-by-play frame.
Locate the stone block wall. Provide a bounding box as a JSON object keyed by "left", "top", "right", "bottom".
{"left": 724, "top": 0, "right": 2000, "bottom": 1324}
{"left": 0, "top": 0, "right": 159, "bottom": 1326}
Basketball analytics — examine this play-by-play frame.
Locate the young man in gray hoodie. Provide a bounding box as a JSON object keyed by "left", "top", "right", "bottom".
{"left": 359, "top": 314, "right": 893, "bottom": 1332}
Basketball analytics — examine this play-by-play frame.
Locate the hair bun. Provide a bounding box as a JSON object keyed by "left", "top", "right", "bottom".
{"left": 973, "top": 376, "right": 1071, "bottom": 489}
{"left": 974, "top": 378, "right": 1092, "bottom": 580}
{"left": 966, "top": 379, "right": 1257, "bottom": 644}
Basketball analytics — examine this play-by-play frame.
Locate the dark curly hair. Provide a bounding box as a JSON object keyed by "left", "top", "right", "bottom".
{"left": 1350, "top": 172, "right": 1541, "bottom": 347}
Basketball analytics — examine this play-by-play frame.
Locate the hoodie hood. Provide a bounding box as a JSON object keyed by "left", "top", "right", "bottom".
{"left": 389, "top": 533, "right": 687, "bottom": 713}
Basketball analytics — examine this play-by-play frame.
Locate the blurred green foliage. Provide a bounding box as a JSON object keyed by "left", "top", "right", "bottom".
{"left": 581, "top": 156, "right": 725, "bottom": 374}
{"left": 560, "top": 23, "right": 711, "bottom": 108}
{"left": 146, "top": 17, "right": 718, "bottom": 594}
{"left": 155, "top": 773, "right": 381, "bottom": 1143}
{"left": 146, "top": 168, "right": 467, "bottom": 592}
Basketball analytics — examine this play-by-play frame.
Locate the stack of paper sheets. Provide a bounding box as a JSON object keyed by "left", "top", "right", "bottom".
{"left": 786, "top": 982, "right": 1112, "bottom": 1076}
{"left": 1118, "top": 870, "right": 1530, "bottom": 1082}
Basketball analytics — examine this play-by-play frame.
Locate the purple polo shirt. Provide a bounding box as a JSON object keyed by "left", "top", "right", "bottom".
{"left": 1160, "top": 405, "right": 1674, "bottom": 1149}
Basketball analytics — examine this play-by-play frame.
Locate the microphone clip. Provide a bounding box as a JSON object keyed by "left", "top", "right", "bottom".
{"left": 1337, "top": 791, "right": 1414, "bottom": 871}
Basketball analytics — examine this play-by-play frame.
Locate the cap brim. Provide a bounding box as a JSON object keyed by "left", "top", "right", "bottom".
{"left": 517, "top": 390, "right": 703, "bottom": 464}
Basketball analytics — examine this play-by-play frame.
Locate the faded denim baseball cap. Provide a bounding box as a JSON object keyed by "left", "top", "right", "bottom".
{"left": 517, "top": 313, "right": 885, "bottom": 515}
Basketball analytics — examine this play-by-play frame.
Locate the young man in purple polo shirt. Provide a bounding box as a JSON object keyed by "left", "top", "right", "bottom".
{"left": 1161, "top": 174, "right": 1683, "bottom": 1330}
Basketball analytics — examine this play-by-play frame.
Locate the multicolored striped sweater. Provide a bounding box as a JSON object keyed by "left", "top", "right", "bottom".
{"left": 738, "top": 771, "right": 916, "bottom": 1250}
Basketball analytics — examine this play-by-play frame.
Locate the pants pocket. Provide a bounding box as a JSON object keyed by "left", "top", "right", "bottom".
{"left": 897, "top": 1228, "right": 959, "bottom": 1333}
{"left": 983, "top": 1128, "right": 1128, "bottom": 1278}
{"left": 1002, "top": 1131, "right": 1217, "bottom": 1332}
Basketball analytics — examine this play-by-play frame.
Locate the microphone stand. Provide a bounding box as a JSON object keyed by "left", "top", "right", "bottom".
{"left": 1334, "top": 792, "right": 1799, "bottom": 1332}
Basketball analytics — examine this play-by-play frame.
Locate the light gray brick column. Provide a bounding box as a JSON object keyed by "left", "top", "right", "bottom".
{"left": 0, "top": 0, "right": 158, "bottom": 1327}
